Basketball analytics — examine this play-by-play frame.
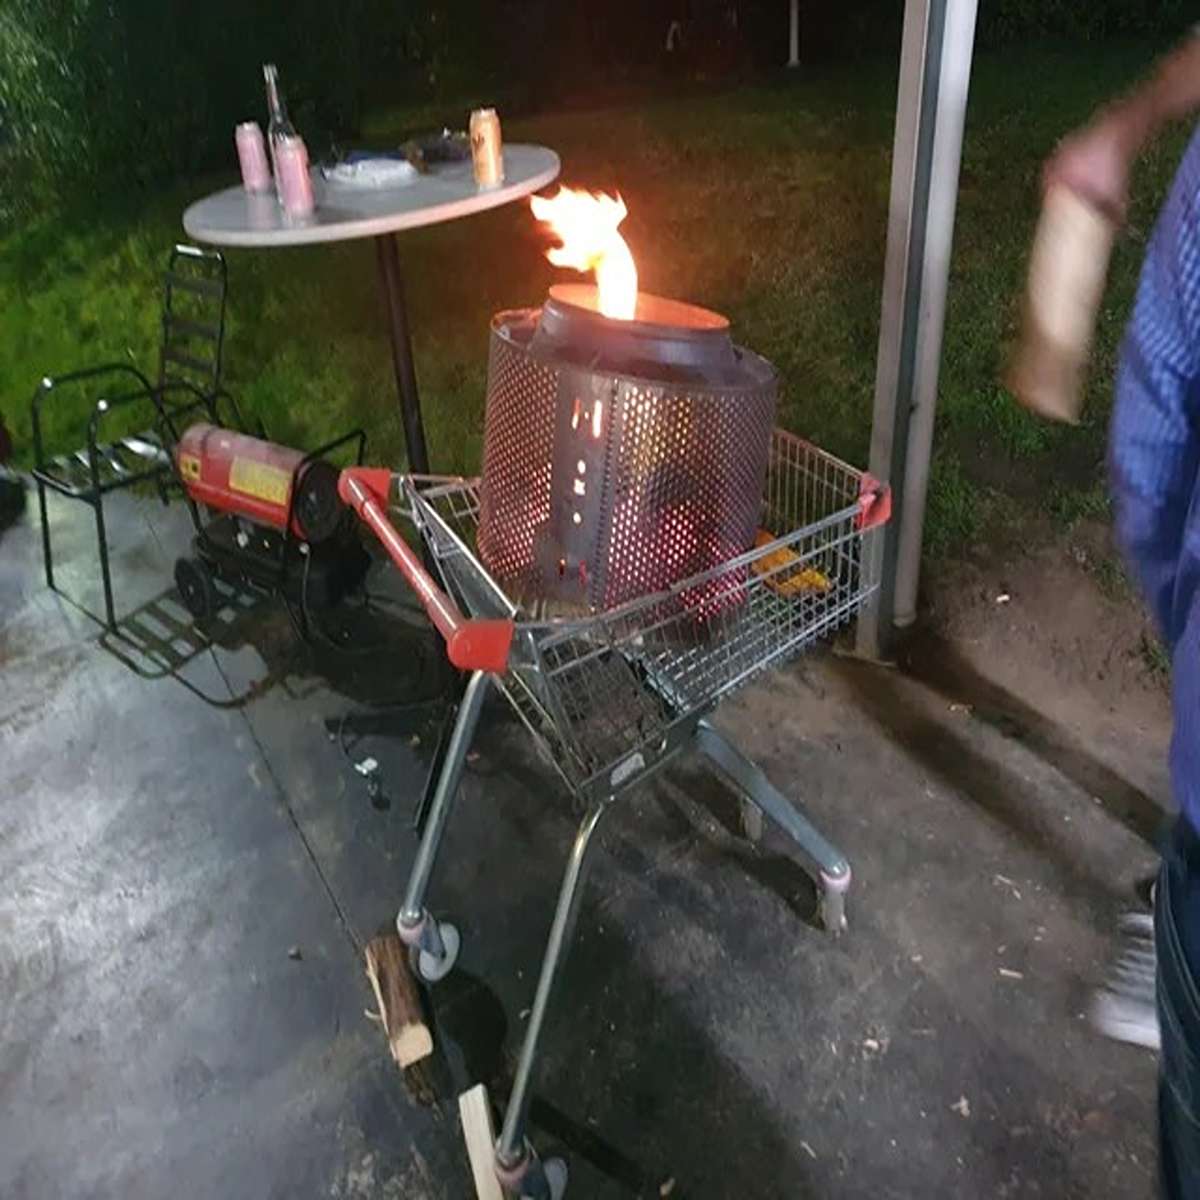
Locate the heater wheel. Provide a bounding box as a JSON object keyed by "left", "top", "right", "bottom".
{"left": 175, "top": 555, "right": 216, "bottom": 621}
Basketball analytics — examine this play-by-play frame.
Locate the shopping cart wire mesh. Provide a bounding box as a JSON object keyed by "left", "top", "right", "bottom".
{"left": 392, "top": 427, "right": 882, "bottom": 802}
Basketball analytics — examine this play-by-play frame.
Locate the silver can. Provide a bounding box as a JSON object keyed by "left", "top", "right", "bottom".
{"left": 470, "top": 108, "right": 504, "bottom": 189}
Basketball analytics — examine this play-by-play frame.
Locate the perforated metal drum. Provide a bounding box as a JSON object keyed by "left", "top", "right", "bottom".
{"left": 477, "top": 285, "right": 778, "bottom": 614}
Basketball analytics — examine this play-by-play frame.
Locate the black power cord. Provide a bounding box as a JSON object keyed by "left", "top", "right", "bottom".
{"left": 277, "top": 532, "right": 463, "bottom": 816}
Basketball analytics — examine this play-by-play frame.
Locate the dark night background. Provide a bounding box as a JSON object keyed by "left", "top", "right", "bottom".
{"left": 0, "top": 0, "right": 1192, "bottom": 219}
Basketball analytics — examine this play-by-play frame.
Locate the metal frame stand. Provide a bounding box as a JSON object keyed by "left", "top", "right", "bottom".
{"left": 374, "top": 234, "right": 431, "bottom": 477}
{"left": 32, "top": 246, "right": 227, "bottom": 632}
{"left": 32, "top": 369, "right": 235, "bottom": 632}
{"left": 393, "top": 680, "right": 851, "bottom": 1197}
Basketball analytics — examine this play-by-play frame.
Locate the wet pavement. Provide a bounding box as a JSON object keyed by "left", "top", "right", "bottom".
{"left": 1, "top": 484, "right": 1165, "bottom": 1198}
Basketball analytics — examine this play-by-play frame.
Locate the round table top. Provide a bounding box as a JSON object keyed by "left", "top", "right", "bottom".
{"left": 182, "top": 143, "right": 560, "bottom": 248}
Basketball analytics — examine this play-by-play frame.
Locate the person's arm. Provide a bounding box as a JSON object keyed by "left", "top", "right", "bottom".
{"left": 1046, "top": 34, "right": 1200, "bottom": 221}
{"left": 1110, "top": 134, "right": 1200, "bottom": 647}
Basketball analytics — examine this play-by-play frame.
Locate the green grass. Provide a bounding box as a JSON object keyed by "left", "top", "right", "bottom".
{"left": 924, "top": 455, "right": 983, "bottom": 557}
{"left": 0, "top": 40, "right": 1182, "bottom": 558}
{"left": 1141, "top": 631, "right": 1171, "bottom": 677}
{"left": 1047, "top": 481, "right": 1111, "bottom": 528}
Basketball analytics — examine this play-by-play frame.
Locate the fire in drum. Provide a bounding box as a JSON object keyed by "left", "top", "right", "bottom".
{"left": 477, "top": 187, "right": 778, "bottom": 617}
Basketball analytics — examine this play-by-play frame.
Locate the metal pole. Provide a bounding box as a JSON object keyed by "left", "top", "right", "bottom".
{"left": 374, "top": 233, "right": 432, "bottom": 476}
{"left": 398, "top": 670, "right": 490, "bottom": 928}
{"left": 696, "top": 720, "right": 848, "bottom": 880}
{"left": 788, "top": 0, "right": 800, "bottom": 68}
{"left": 892, "top": 0, "right": 978, "bottom": 628}
{"left": 496, "top": 800, "right": 607, "bottom": 1166}
{"left": 856, "top": 0, "right": 978, "bottom": 656}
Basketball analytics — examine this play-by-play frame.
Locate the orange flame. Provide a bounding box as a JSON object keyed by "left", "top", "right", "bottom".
{"left": 530, "top": 186, "right": 638, "bottom": 320}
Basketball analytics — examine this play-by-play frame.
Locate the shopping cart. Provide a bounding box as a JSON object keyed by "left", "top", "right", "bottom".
{"left": 339, "top": 427, "right": 890, "bottom": 1199}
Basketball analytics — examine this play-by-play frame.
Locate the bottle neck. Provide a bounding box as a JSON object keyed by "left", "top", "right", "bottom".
{"left": 264, "top": 65, "right": 286, "bottom": 124}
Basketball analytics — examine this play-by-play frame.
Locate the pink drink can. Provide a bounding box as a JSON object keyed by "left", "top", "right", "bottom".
{"left": 235, "top": 121, "right": 272, "bottom": 193}
{"left": 276, "top": 135, "right": 314, "bottom": 217}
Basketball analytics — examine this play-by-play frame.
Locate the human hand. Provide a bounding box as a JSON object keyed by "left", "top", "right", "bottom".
{"left": 1043, "top": 108, "right": 1138, "bottom": 223}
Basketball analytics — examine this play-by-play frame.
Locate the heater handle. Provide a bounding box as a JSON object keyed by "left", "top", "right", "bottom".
{"left": 338, "top": 468, "right": 514, "bottom": 674}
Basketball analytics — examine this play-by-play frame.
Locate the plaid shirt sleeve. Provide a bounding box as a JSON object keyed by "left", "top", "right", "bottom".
{"left": 1111, "top": 126, "right": 1200, "bottom": 648}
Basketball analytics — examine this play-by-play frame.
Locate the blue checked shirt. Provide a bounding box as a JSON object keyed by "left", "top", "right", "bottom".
{"left": 1112, "top": 124, "right": 1200, "bottom": 825}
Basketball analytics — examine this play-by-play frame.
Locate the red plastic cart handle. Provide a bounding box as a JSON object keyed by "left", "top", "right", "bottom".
{"left": 857, "top": 475, "right": 892, "bottom": 531}
{"left": 338, "top": 468, "right": 515, "bottom": 674}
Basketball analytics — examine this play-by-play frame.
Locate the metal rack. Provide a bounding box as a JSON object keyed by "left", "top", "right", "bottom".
{"left": 30, "top": 245, "right": 227, "bottom": 630}
{"left": 338, "top": 427, "right": 889, "bottom": 1199}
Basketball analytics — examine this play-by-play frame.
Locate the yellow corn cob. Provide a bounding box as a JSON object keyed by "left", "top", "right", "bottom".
{"left": 752, "top": 530, "right": 831, "bottom": 596}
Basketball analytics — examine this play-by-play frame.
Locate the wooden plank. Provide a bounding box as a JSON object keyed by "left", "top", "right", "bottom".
{"left": 459, "top": 1084, "right": 505, "bottom": 1200}
{"left": 363, "top": 933, "right": 433, "bottom": 1068}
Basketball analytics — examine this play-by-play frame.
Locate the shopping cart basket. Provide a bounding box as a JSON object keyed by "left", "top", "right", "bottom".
{"left": 339, "top": 427, "right": 890, "bottom": 1198}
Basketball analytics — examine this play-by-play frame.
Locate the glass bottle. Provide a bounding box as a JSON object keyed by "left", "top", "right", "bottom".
{"left": 263, "top": 63, "right": 296, "bottom": 195}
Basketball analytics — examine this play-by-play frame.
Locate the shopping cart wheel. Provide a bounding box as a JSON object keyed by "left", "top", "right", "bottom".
{"left": 536, "top": 1158, "right": 568, "bottom": 1200}
{"left": 818, "top": 875, "right": 848, "bottom": 935}
{"left": 496, "top": 1149, "right": 568, "bottom": 1200}
{"left": 410, "top": 920, "right": 461, "bottom": 983}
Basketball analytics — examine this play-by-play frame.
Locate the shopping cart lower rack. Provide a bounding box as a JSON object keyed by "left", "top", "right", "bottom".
{"left": 339, "top": 427, "right": 890, "bottom": 1200}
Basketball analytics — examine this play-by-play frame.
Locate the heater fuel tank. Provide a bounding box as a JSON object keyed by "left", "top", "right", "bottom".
{"left": 176, "top": 423, "right": 342, "bottom": 544}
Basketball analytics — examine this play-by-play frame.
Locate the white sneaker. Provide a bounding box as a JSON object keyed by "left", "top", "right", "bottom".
{"left": 1090, "top": 912, "right": 1160, "bottom": 1052}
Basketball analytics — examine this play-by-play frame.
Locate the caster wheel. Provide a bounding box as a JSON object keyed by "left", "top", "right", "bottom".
{"left": 175, "top": 556, "right": 216, "bottom": 621}
{"left": 506, "top": 1154, "right": 568, "bottom": 1200}
{"left": 819, "top": 886, "right": 847, "bottom": 935}
{"left": 409, "top": 920, "right": 460, "bottom": 983}
{"left": 540, "top": 1157, "right": 568, "bottom": 1200}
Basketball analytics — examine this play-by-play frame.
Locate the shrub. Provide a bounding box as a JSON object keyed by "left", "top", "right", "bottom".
{"left": 0, "top": 0, "right": 409, "bottom": 221}
{"left": 798, "top": 0, "right": 1191, "bottom": 58}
